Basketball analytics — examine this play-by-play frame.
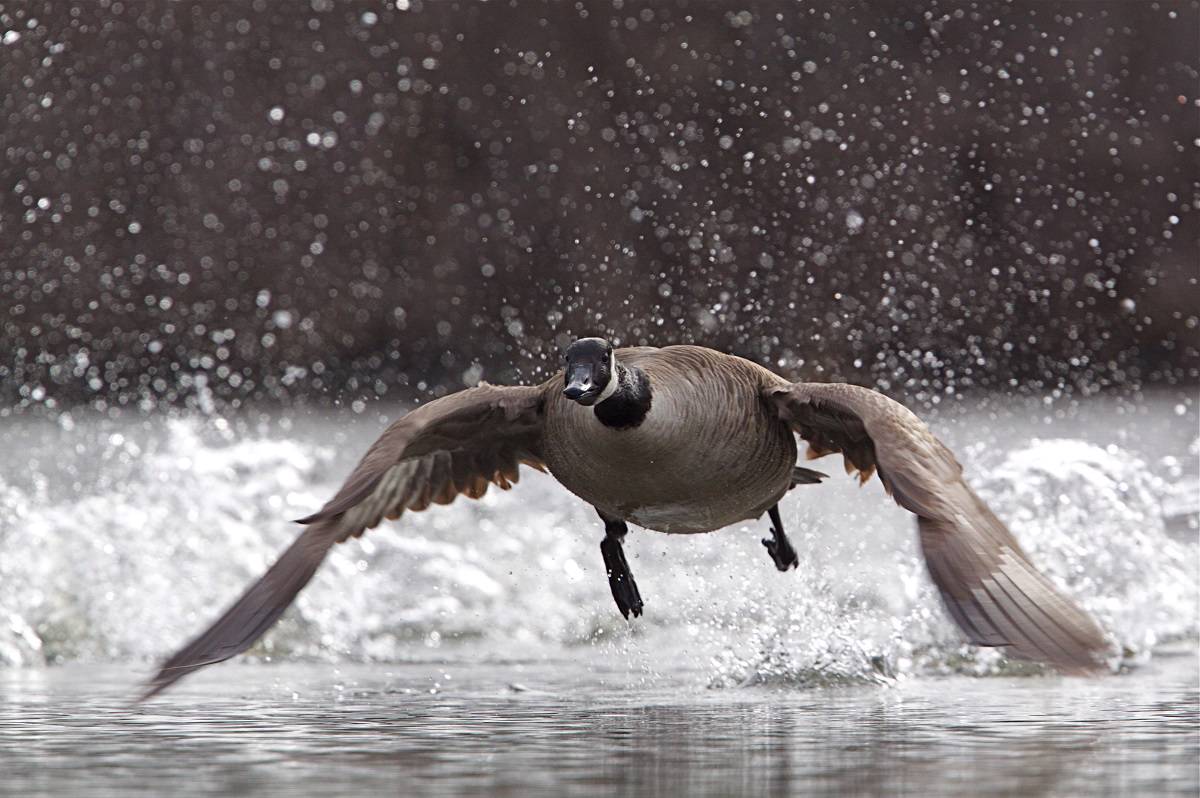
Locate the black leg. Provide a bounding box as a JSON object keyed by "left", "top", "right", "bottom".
{"left": 597, "top": 510, "right": 643, "bottom": 619}
{"left": 762, "top": 504, "right": 799, "bottom": 571}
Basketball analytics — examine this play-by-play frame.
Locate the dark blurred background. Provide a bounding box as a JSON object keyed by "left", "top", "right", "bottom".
{"left": 2, "top": 0, "right": 1197, "bottom": 413}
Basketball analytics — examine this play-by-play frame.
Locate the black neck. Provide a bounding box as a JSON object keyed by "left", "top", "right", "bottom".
{"left": 594, "top": 364, "right": 652, "bottom": 429}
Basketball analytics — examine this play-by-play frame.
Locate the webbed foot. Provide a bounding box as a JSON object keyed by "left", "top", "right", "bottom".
{"left": 762, "top": 504, "right": 799, "bottom": 571}
{"left": 600, "top": 534, "right": 644, "bottom": 618}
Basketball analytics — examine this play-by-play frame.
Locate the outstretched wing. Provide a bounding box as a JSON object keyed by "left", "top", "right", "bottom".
{"left": 766, "top": 381, "right": 1108, "bottom": 672}
{"left": 142, "top": 383, "right": 546, "bottom": 699}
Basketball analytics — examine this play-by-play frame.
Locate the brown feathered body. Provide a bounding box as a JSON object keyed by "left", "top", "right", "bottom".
{"left": 542, "top": 346, "right": 796, "bottom": 533}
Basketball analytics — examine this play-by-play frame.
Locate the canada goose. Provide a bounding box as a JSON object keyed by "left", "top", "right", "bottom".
{"left": 141, "top": 338, "right": 1108, "bottom": 698}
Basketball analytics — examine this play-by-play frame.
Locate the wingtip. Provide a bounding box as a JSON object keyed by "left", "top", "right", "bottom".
{"left": 137, "top": 655, "right": 231, "bottom": 702}
{"left": 135, "top": 673, "right": 172, "bottom": 703}
{"left": 1064, "top": 637, "right": 1118, "bottom": 676}
{"left": 1039, "top": 647, "right": 1113, "bottom": 677}
{"left": 1068, "top": 659, "right": 1111, "bottom": 677}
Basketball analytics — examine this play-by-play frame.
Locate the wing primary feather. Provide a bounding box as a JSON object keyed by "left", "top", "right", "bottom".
{"left": 997, "top": 555, "right": 1106, "bottom": 656}
{"left": 920, "top": 544, "right": 1005, "bottom": 646}
{"left": 140, "top": 521, "right": 336, "bottom": 701}
{"left": 984, "top": 570, "right": 1078, "bottom": 667}
{"left": 970, "top": 583, "right": 1040, "bottom": 660}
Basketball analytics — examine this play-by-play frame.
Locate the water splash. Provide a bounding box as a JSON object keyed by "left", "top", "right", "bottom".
{"left": 0, "top": 420, "right": 328, "bottom": 665}
{"left": 0, "top": 416, "right": 1195, "bottom": 689}
{"left": 983, "top": 439, "right": 1199, "bottom": 660}
{"left": 708, "top": 438, "right": 1199, "bottom": 686}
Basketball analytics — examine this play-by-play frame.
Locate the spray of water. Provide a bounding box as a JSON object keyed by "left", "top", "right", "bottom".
{"left": 0, "top": 415, "right": 1195, "bottom": 688}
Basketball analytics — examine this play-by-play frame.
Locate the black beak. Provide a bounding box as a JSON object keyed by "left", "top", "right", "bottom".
{"left": 565, "top": 377, "right": 605, "bottom": 404}
{"left": 563, "top": 366, "right": 602, "bottom": 404}
{"left": 563, "top": 382, "right": 590, "bottom": 401}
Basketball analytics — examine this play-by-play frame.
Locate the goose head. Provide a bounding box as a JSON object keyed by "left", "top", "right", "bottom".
{"left": 562, "top": 337, "right": 617, "bottom": 406}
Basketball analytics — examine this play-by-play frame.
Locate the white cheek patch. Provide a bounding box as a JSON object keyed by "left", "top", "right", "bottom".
{"left": 596, "top": 352, "right": 619, "bottom": 402}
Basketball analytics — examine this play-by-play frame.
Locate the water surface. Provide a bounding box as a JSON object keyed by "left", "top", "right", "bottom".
{"left": 1, "top": 652, "right": 1196, "bottom": 797}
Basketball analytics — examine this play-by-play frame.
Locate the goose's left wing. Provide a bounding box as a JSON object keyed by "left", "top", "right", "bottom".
{"left": 141, "top": 383, "right": 546, "bottom": 699}
{"left": 766, "top": 381, "right": 1108, "bottom": 672}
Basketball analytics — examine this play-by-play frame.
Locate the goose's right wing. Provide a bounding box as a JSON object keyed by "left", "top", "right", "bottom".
{"left": 767, "top": 381, "right": 1109, "bottom": 672}
{"left": 141, "top": 383, "right": 546, "bottom": 699}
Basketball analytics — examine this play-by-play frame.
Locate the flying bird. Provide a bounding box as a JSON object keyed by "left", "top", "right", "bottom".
{"left": 142, "top": 339, "right": 1108, "bottom": 698}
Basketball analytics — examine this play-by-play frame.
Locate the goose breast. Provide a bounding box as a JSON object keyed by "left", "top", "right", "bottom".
{"left": 542, "top": 347, "right": 797, "bottom": 533}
